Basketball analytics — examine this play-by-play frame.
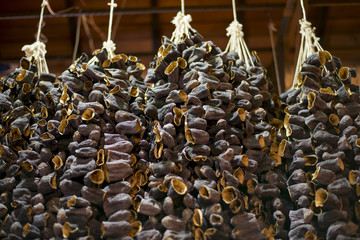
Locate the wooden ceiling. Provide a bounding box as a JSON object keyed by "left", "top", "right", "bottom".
{"left": 0, "top": 0, "right": 360, "bottom": 91}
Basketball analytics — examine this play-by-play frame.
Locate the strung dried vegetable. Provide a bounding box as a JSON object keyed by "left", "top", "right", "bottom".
{"left": 280, "top": 50, "right": 360, "bottom": 239}
{"left": 221, "top": 1, "right": 288, "bottom": 237}
{"left": 0, "top": 48, "right": 148, "bottom": 239}
{"left": 51, "top": 48, "right": 148, "bottom": 239}
{"left": 0, "top": 0, "right": 148, "bottom": 238}
{"left": 0, "top": 56, "right": 64, "bottom": 239}
{"left": 223, "top": 50, "right": 291, "bottom": 239}
{"left": 126, "top": 11, "right": 284, "bottom": 237}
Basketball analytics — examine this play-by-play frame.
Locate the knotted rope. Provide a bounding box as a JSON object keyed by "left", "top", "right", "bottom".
{"left": 225, "top": 0, "right": 254, "bottom": 68}
{"left": 292, "top": 0, "right": 324, "bottom": 88}
{"left": 170, "top": 0, "right": 193, "bottom": 44}
{"left": 21, "top": 0, "right": 49, "bottom": 76}
{"left": 102, "top": 39, "right": 116, "bottom": 59}
{"left": 88, "top": 0, "right": 118, "bottom": 65}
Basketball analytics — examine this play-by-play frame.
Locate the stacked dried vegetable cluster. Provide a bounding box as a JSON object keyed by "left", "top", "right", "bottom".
{"left": 54, "top": 50, "right": 149, "bottom": 239}
{"left": 0, "top": 49, "right": 150, "bottom": 239}
{"left": 133, "top": 29, "right": 288, "bottom": 240}
{"left": 1, "top": 33, "right": 360, "bottom": 240}
{"left": 0, "top": 57, "right": 63, "bottom": 239}
{"left": 280, "top": 51, "right": 360, "bottom": 240}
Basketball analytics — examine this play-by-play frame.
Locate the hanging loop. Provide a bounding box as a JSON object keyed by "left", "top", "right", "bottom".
{"left": 103, "top": 40, "right": 116, "bottom": 56}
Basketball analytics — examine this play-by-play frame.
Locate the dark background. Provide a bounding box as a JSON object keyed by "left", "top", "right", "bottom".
{"left": 0, "top": 0, "right": 359, "bottom": 92}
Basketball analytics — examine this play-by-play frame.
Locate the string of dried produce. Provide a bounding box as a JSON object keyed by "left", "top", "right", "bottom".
{"left": 130, "top": 0, "right": 285, "bottom": 238}
{"left": 0, "top": 1, "right": 64, "bottom": 238}
{"left": 143, "top": 29, "right": 248, "bottom": 240}
{"left": 280, "top": 0, "right": 360, "bottom": 238}
{"left": 280, "top": 50, "right": 360, "bottom": 239}
{"left": 223, "top": 1, "right": 289, "bottom": 238}
{"left": 0, "top": 58, "right": 61, "bottom": 240}
{"left": 0, "top": 43, "right": 148, "bottom": 240}
{"left": 55, "top": 47, "right": 148, "bottom": 239}
{"left": 52, "top": 0, "right": 149, "bottom": 238}
{"left": 0, "top": 0, "right": 149, "bottom": 238}
{"left": 222, "top": 52, "right": 289, "bottom": 240}
{"left": 291, "top": 0, "right": 324, "bottom": 89}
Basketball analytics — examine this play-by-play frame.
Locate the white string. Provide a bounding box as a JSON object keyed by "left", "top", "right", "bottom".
{"left": 72, "top": 15, "right": 81, "bottom": 62}
{"left": 107, "top": 0, "right": 117, "bottom": 42}
{"left": 313, "top": 32, "right": 323, "bottom": 51}
{"left": 170, "top": 11, "right": 193, "bottom": 44}
{"left": 37, "top": 0, "right": 47, "bottom": 42}
{"left": 104, "top": 0, "right": 117, "bottom": 59}
{"left": 225, "top": 0, "right": 254, "bottom": 68}
{"left": 88, "top": 0, "right": 117, "bottom": 65}
{"left": 22, "top": 0, "right": 49, "bottom": 76}
{"left": 181, "top": 0, "right": 185, "bottom": 15}
{"left": 292, "top": 0, "right": 324, "bottom": 88}
{"left": 232, "top": 0, "right": 237, "bottom": 22}
{"left": 300, "top": 0, "right": 307, "bottom": 21}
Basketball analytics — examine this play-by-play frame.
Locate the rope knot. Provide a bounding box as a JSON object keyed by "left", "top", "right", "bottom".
{"left": 299, "top": 19, "right": 313, "bottom": 36}
{"left": 21, "top": 41, "right": 49, "bottom": 75}
{"left": 171, "top": 11, "right": 192, "bottom": 26}
{"left": 22, "top": 41, "right": 47, "bottom": 59}
{"left": 171, "top": 11, "right": 193, "bottom": 44}
{"left": 292, "top": 18, "right": 324, "bottom": 88}
{"left": 41, "top": 0, "right": 48, "bottom": 8}
{"left": 107, "top": 2, "right": 118, "bottom": 8}
{"left": 103, "top": 40, "right": 116, "bottom": 54}
{"left": 225, "top": 20, "right": 254, "bottom": 68}
{"left": 226, "top": 20, "right": 244, "bottom": 38}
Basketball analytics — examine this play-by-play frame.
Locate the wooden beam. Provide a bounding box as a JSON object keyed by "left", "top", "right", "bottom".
{"left": 0, "top": 4, "right": 286, "bottom": 20}
{"left": 309, "top": 0, "right": 360, "bottom": 7}
{"left": 276, "top": 0, "right": 297, "bottom": 92}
